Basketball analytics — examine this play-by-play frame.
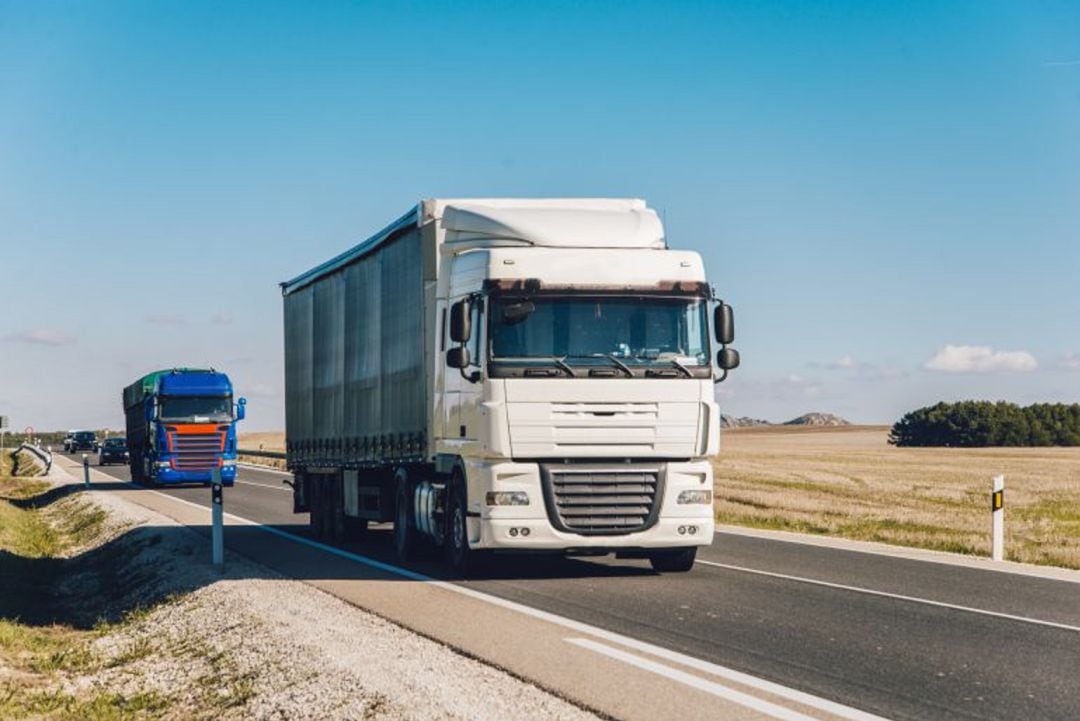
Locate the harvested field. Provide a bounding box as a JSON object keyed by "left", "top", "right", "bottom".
{"left": 238, "top": 432, "right": 285, "bottom": 453}
{"left": 713, "top": 426, "right": 1080, "bottom": 569}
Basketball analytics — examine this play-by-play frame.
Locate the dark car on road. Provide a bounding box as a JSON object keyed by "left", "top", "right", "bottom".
{"left": 97, "top": 437, "right": 128, "bottom": 466}
{"left": 69, "top": 430, "right": 98, "bottom": 452}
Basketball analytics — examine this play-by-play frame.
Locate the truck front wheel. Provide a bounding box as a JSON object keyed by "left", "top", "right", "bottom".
{"left": 649, "top": 547, "right": 698, "bottom": 573}
{"left": 445, "top": 478, "right": 486, "bottom": 577}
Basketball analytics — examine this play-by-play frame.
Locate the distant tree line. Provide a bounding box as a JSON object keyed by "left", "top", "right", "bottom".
{"left": 889, "top": 401, "right": 1080, "bottom": 447}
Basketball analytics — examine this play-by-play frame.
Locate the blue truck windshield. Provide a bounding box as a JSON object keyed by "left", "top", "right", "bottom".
{"left": 490, "top": 296, "right": 709, "bottom": 365}
{"left": 159, "top": 396, "right": 233, "bottom": 421}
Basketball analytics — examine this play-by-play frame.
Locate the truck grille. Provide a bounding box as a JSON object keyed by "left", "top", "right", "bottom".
{"left": 539, "top": 464, "right": 664, "bottom": 536}
{"left": 168, "top": 432, "right": 224, "bottom": 471}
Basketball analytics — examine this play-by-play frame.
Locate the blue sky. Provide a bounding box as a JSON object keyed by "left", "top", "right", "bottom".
{"left": 1, "top": 1, "right": 1078, "bottom": 431}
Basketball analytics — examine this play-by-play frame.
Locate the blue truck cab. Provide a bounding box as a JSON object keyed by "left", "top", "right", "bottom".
{"left": 123, "top": 368, "right": 246, "bottom": 485}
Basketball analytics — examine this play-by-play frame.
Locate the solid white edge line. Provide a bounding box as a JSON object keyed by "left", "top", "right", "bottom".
{"left": 566, "top": 638, "right": 820, "bottom": 721}
{"left": 696, "top": 560, "right": 1080, "bottom": 634}
{"left": 713, "top": 527, "right": 1080, "bottom": 585}
{"left": 237, "top": 461, "right": 292, "bottom": 476}
{"left": 233, "top": 479, "right": 291, "bottom": 493}
{"left": 130, "top": 485, "right": 893, "bottom": 721}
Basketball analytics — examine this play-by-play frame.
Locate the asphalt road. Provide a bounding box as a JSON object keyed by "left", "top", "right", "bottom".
{"left": 66, "top": 453, "right": 1080, "bottom": 721}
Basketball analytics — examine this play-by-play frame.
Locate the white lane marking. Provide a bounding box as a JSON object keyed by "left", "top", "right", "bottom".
{"left": 696, "top": 560, "right": 1080, "bottom": 634}
{"left": 233, "top": 479, "right": 291, "bottom": 493}
{"left": 238, "top": 462, "right": 292, "bottom": 476}
{"left": 132, "top": 487, "right": 893, "bottom": 721}
{"left": 567, "top": 638, "right": 821, "bottom": 721}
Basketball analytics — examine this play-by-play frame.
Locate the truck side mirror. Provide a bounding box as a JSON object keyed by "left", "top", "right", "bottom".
{"left": 717, "top": 347, "right": 740, "bottom": 370}
{"left": 236, "top": 397, "right": 247, "bottom": 421}
{"left": 450, "top": 299, "right": 471, "bottom": 343}
{"left": 145, "top": 402, "right": 155, "bottom": 422}
{"left": 714, "top": 303, "right": 735, "bottom": 344}
{"left": 446, "top": 346, "right": 470, "bottom": 369}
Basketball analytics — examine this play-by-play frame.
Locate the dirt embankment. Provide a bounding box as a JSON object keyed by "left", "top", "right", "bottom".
{"left": 0, "top": 456, "right": 597, "bottom": 721}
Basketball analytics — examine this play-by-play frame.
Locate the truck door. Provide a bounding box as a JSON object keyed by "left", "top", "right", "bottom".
{"left": 444, "top": 291, "right": 483, "bottom": 441}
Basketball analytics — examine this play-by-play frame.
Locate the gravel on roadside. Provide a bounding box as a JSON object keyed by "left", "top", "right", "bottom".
{"left": 52, "top": 468, "right": 601, "bottom": 721}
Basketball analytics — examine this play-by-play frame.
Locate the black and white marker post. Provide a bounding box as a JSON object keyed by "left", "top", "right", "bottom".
{"left": 211, "top": 467, "right": 224, "bottom": 568}
{"left": 991, "top": 474, "right": 1005, "bottom": 562}
{"left": 82, "top": 454, "right": 90, "bottom": 489}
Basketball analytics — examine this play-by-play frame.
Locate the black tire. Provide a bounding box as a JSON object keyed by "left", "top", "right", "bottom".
{"left": 344, "top": 516, "right": 368, "bottom": 542}
{"left": 445, "top": 477, "right": 486, "bottom": 577}
{"left": 393, "top": 472, "right": 417, "bottom": 561}
{"left": 309, "top": 476, "right": 326, "bottom": 540}
{"left": 649, "top": 547, "right": 698, "bottom": 573}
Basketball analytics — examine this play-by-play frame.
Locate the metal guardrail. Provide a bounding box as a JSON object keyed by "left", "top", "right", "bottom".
{"left": 17, "top": 443, "right": 53, "bottom": 473}
{"left": 237, "top": 448, "right": 287, "bottom": 460}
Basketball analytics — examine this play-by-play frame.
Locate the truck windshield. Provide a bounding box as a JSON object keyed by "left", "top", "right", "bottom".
{"left": 159, "top": 396, "right": 233, "bottom": 421}
{"left": 489, "top": 296, "right": 709, "bottom": 365}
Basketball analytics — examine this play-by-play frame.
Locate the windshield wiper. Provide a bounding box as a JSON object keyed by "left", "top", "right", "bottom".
{"left": 574, "top": 354, "right": 633, "bottom": 377}
{"left": 666, "top": 358, "right": 694, "bottom": 378}
{"left": 553, "top": 356, "right": 578, "bottom": 378}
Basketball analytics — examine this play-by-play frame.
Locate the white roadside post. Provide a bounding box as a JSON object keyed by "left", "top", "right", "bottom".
{"left": 82, "top": 453, "right": 90, "bottom": 488}
{"left": 211, "top": 467, "right": 224, "bottom": 568}
{"left": 991, "top": 474, "right": 1005, "bottom": 562}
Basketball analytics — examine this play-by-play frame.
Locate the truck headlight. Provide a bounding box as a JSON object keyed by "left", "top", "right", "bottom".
{"left": 677, "top": 489, "right": 713, "bottom": 505}
{"left": 486, "top": 491, "right": 529, "bottom": 506}
{"left": 221, "top": 459, "right": 236, "bottom": 467}
{"left": 156, "top": 461, "right": 171, "bottom": 468}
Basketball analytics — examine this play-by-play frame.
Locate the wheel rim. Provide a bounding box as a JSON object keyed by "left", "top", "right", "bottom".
{"left": 452, "top": 500, "right": 465, "bottom": 556}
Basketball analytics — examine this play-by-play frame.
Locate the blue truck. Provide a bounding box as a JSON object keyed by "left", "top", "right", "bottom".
{"left": 123, "top": 368, "right": 246, "bottom": 485}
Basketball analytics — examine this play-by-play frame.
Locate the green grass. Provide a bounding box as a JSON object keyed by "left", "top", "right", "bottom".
{"left": 0, "top": 474, "right": 180, "bottom": 720}
{"left": 0, "top": 687, "right": 170, "bottom": 721}
{"left": 0, "top": 494, "right": 61, "bottom": 557}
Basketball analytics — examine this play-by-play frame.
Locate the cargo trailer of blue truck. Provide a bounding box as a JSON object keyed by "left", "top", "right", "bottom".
{"left": 123, "top": 369, "right": 246, "bottom": 485}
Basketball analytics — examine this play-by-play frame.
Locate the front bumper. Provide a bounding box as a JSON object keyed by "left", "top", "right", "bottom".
{"left": 476, "top": 515, "right": 713, "bottom": 551}
{"left": 155, "top": 465, "right": 237, "bottom": 485}
{"left": 464, "top": 458, "right": 715, "bottom": 551}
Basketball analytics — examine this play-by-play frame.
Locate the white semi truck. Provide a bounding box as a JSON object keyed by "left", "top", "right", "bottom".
{"left": 281, "top": 198, "right": 739, "bottom": 574}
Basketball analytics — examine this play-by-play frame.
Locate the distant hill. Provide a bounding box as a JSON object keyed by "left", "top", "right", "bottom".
{"left": 721, "top": 412, "right": 852, "bottom": 428}
{"left": 720, "top": 415, "right": 772, "bottom": 428}
{"left": 783, "top": 413, "right": 851, "bottom": 427}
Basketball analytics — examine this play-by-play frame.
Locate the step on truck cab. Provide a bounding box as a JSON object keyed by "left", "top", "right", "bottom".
{"left": 282, "top": 199, "right": 739, "bottom": 574}
{"left": 123, "top": 368, "right": 246, "bottom": 485}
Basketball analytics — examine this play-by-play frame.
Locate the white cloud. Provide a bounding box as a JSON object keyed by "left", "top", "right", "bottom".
{"left": 924, "top": 345, "right": 1038, "bottom": 374}
{"left": 5, "top": 328, "right": 75, "bottom": 346}
{"left": 1060, "top": 353, "right": 1080, "bottom": 370}
{"left": 832, "top": 354, "right": 856, "bottom": 369}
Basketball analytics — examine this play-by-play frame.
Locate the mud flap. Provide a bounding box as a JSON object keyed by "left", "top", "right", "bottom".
{"left": 289, "top": 473, "right": 309, "bottom": 513}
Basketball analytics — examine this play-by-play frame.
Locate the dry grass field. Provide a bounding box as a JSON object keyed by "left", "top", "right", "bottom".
{"left": 713, "top": 426, "right": 1080, "bottom": 569}
{"left": 239, "top": 432, "right": 286, "bottom": 452}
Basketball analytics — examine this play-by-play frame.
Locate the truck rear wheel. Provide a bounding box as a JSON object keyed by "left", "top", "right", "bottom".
{"left": 393, "top": 471, "right": 417, "bottom": 561}
{"left": 309, "top": 474, "right": 346, "bottom": 543}
{"left": 649, "top": 547, "right": 698, "bottom": 573}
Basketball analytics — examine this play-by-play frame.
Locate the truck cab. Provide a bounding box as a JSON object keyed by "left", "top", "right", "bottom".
{"left": 124, "top": 369, "right": 246, "bottom": 485}
{"left": 434, "top": 202, "right": 738, "bottom": 571}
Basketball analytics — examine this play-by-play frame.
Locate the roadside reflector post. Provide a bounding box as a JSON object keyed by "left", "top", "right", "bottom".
{"left": 82, "top": 454, "right": 90, "bottom": 488}
{"left": 991, "top": 475, "right": 1005, "bottom": 562}
{"left": 211, "top": 467, "right": 224, "bottom": 568}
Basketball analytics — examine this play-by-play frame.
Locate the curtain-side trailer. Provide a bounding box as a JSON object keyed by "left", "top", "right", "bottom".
{"left": 282, "top": 199, "right": 739, "bottom": 575}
